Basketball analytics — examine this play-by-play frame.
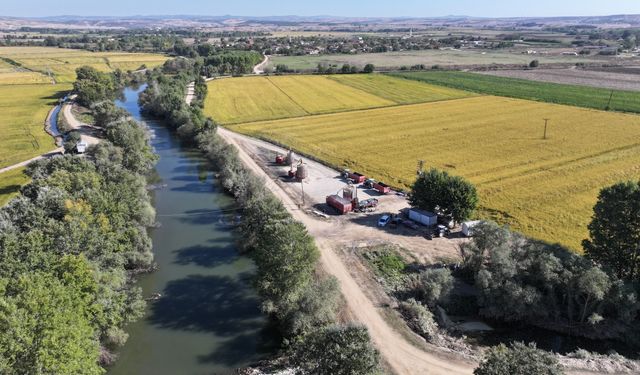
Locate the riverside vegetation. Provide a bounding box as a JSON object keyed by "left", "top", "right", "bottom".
{"left": 0, "top": 67, "right": 157, "bottom": 373}
{"left": 138, "top": 58, "right": 381, "bottom": 373}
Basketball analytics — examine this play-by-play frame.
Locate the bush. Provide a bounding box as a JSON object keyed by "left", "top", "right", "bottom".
{"left": 416, "top": 268, "right": 454, "bottom": 308}
{"left": 398, "top": 298, "right": 440, "bottom": 343}
{"left": 475, "top": 342, "right": 563, "bottom": 375}
{"left": 293, "top": 324, "right": 380, "bottom": 375}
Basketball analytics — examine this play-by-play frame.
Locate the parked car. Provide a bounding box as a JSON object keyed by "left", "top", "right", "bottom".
{"left": 378, "top": 214, "right": 391, "bottom": 227}
{"left": 390, "top": 217, "right": 403, "bottom": 228}
{"left": 403, "top": 220, "right": 419, "bottom": 230}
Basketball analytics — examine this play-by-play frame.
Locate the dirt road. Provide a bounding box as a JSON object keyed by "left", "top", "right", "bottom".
{"left": 217, "top": 127, "right": 476, "bottom": 375}
{"left": 62, "top": 103, "right": 102, "bottom": 145}
{"left": 0, "top": 149, "right": 63, "bottom": 174}
{"left": 253, "top": 55, "right": 270, "bottom": 75}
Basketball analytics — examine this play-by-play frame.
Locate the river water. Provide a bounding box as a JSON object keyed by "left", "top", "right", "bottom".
{"left": 108, "top": 86, "right": 275, "bottom": 375}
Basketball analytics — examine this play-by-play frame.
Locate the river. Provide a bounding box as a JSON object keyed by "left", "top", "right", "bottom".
{"left": 108, "top": 86, "right": 275, "bottom": 375}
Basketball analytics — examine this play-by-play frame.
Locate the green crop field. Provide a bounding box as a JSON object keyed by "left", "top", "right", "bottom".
{"left": 268, "top": 49, "right": 598, "bottom": 71}
{"left": 213, "top": 74, "right": 640, "bottom": 251}
{"left": 0, "top": 167, "right": 29, "bottom": 207}
{"left": 205, "top": 74, "right": 473, "bottom": 124}
{"left": 390, "top": 71, "right": 640, "bottom": 113}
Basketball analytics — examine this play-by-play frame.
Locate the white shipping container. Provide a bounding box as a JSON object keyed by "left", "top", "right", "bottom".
{"left": 408, "top": 209, "right": 437, "bottom": 226}
{"left": 462, "top": 221, "right": 483, "bottom": 237}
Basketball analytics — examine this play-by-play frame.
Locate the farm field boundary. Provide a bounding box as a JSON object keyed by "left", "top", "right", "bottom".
{"left": 204, "top": 74, "right": 478, "bottom": 124}
{"left": 390, "top": 71, "right": 640, "bottom": 113}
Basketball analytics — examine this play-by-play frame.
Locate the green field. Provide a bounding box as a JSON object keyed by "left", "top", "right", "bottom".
{"left": 205, "top": 74, "right": 473, "bottom": 124}
{"left": 0, "top": 167, "right": 29, "bottom": 207}
{"left": 268, "top": 49, "right": 598, "bottom": 71}
{"left": 390, "top": 71, "right": 640, "bottom": 113}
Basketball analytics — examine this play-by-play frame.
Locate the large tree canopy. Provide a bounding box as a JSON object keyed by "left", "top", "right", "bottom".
{"left": 410, "top": 168, "right": 478, "bottom": 223}
{"left": 293, "top": 324, "right": 380, "bottom": 375}
{"left": 583, "top": 180, "right": 640, "bottom": 282}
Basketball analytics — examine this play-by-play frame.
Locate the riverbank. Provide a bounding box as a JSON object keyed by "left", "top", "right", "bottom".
{"left": 107, "top": 86, "right": 276, "bottom": 374}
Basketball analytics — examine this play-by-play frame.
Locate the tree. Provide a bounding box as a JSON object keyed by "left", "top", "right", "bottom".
{"left": 63, "top": 130, "right": 82, "bottom": 154}
{"left": 0, "top": 273, "right": 103, "bottom": 375}
{"left": 583, "top": 181, "right": 640, "bottom": 282}
{"left": 529, "top": 60, "right": 540, "bottom": 68}
{"left": 417, "top": 268, "right": 453, "bottom": 308}
{"left": 73, "top": 66, "right": 117, "bottom": 107}
{"left": 474, "top": 342, "right": 563, "bottom": 375}
{"left": 363, "top": 64, "right": 375, "bottom": 73}
{"left": 410, "top": 168, "right": 478, "bottom": 223}
{"left": 293, "top": 324, "right": 380, "bottom": 375}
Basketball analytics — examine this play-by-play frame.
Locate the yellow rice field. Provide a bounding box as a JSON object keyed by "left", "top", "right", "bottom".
{"left": 328, "top": 74, "right": 475, "bottom": 104}
{"left": 0, "top": 84, "right": 68, "bottom": 168}
{"left": 205, "top": 74, "right": 470, "bottom": 124}
{"left": 229, "top": 95, "right": 640, "bottom": 250}
{"left": 0, "top": 47, "right": 167, "bottom": 177}
{"left": 0, "top": 47, "right": 167, "bottom": 83}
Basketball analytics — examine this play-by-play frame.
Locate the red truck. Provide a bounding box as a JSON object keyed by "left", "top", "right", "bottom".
{"left": 373, "top": 181, "right": 391, "bottom": 194}
{"left": 326, "top": 195, "right": 352, "bottom": 214}
{"left": 348, "top": 172, "right": 366, "bottom": 184}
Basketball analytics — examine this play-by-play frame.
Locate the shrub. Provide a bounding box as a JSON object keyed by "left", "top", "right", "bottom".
{"left": 475, "top": 342, "right": 563, "bottom": 375}
{"left": 398, "top": 298, "right": 440, "bottom": 343}
{"left": 293, "top": 324, "right": 380, "bottom": 375}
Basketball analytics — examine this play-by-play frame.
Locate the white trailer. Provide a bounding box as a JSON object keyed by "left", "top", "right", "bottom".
{"left": 408, "top": 209, "right": 438, "bottom": 226}
{"left": 462, "top": 221, "right": 483, "bottom": 237}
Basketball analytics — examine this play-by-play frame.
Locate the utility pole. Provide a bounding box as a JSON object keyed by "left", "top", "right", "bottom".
{"left": 543, "top": 118, "right": 550, "bottom": 140}
{"left": 300, "top": 178, "right": 305, "bottom": 206}
{"left": 417, "top": 160, "right": 425, "bottom": 175}
{"left": 606, "top": 90, "right": 614, "bottom": 110}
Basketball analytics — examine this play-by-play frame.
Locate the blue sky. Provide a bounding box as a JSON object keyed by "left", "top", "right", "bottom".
{"left": 3, "top": 0, "right": 640, "bottom": 18}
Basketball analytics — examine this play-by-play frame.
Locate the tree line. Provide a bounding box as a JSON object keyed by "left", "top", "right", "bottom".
{"left": 0, "top": 67, "right": 158, "bottom": 373}
{"left": 406, "top": 166, "right": 640, "bottom": 372}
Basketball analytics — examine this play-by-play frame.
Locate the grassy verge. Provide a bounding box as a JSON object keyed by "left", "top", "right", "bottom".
{"left": 389, "top": 71, "right": 640, "bottom": 113}
{"left": 0, "top": 167, "right": 29, "bottom": 206}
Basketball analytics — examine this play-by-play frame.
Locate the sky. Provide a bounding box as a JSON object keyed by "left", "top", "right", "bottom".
{"left": 3, "top": 0, "right": 640, "bottom": 18}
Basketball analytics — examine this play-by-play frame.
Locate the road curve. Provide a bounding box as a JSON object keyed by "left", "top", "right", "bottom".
{"left": 253, "top": 55, "right": 270, "bottom": 75}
